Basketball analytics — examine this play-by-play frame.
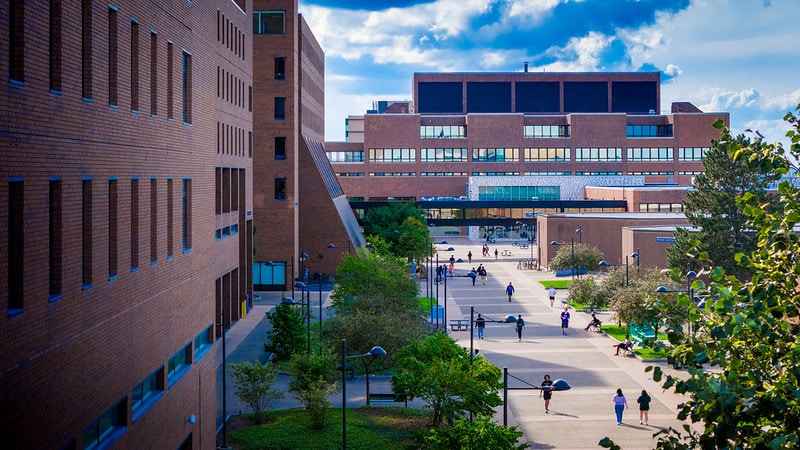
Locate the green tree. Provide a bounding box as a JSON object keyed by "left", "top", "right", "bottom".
{"left": 291, "top": 378, "right": 336, "bottom": 430}
{"left": 287, "top": 353, "right": 338, "bottom": 429}
{"left": 330, "top": 250, "right": 419, "bottom": 312}
{"left": 264, "top": 300, "right": 306, "bottom": 361}
{"left": 418, "top": 416, "right": 529, "bottom": 450}
{"left": 361, "top": 201, "right": 430, "bottom": 261}
{"left": 667, "top": 120, "right": 779, "bottom": 279}
{"left": 567, "top": 276, "right": 611, "bottom": 310}
{"left": 607, "top": 267, "right": 677, "bottom": 336}
{"left": 549, "top": 243, "right": 602, "bottom": 274}
{"left": 391, "top": 333, "right": 503, "bottom": 427}
{"left": 228, "top": 360, "right": 284, "bottom": 424}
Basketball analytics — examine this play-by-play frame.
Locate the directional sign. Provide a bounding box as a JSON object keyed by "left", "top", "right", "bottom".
{"left": 656, "top": 237, "right": 676, "bottom": 242}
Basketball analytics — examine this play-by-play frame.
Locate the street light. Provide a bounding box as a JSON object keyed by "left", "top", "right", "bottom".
{"left": 631, "top": 248, "right": 640, "bottom": 275}
{"left": 342, "top": 340, "right": 386, "bottom": 449}
{"left": 599, "top": 259, "right": 629, "bottom": 286}
{"left": 288, "top": 283, "right": 311, "bottom": 355}
{"left": 328, "top": 241, "right": 352, "bottom": 255}
{"left": 575, "top": 226, "right": 582, "bottom": 243}
{"left": 299, "top": 252, "right": 309, "bottom": 283}
{"left": 550, "top": 238, "right": 576, "bottom": 280}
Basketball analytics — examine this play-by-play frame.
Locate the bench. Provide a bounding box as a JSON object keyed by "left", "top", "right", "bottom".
{"left": 368, "top": 393, "right": 408, "bottom": 405}
{"left": 337, "top": 364, "right": 354, "bottom": 379}
{"left": 630, "top": 325, "right": 656, "bottom": 345}
{"left": 517, "top": 258, "right": 538, "bottom": 270}
{"left": 501, "top": 250, "right": 512, "bottom": 256}
{"left": 449, "top": 319, "right": 469, "bottom": 331}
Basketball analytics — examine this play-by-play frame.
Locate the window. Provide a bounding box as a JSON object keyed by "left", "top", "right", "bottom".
{"left": 82, "top": 179, "right": 93, "bottom": 289}
{"left": 253, "top": 11, "right": 286, "bottom": 34}
{"left": 194, "top": 325, "right": 214, "bottom": 362}
{"left": 626, "top": 147, "right": 673, "bottom": 162}
{"left": 222, "top": 168, "right": 231, "bottom": 213}
{"left": 108, "top": 178, "right": 118, "bottom": 280}
{"left": 420, "top": 148, "right": 468, "bottom": 162}
{"left": 130, "top": 19, "right": 139, "bottom": 112}
{"left": 678, "top": 147, "right": 709, "bottom": 161}
{"left": 274, "top": 57, "right": 285, "bottom": 80}
{"left": 9, "top": 0, "right": 25, "bottom": 83}
{"left": 574, "top": 148, "right": 622, "bottom": 162}
{"left": 50, "top": 0, "right": 63, "bottom": 91}
{"left": 8, "top": 179, "right": 24, "bottom": 314}
{"left": 368, "top": 148, "right": 416, "bottom": 163}
{"left": 168, "top": 343, "right": 191, "bottom": 387}
{"left": 182, "top": 178, "right": 192, "bottom": 251}
{"left": 524, "top": 171, "right": 571, "bottom": 176}
{"left": 326, "top": 151, "right": 364, "bottom": 163}
{"left": 274, "top": 97, "right": 285, "bottom": 120}
{"left": 575, "top": 171, "right": 622, "bottom": 176}
{"left": 150, "top": 30, "right": 157, "bottom": 116}
{"left": 131, "top": 177, "right": 138, "bottom": 271}
{"left": 275, "top": 137, "right": 286, "bottom": 160}
{"left": 182, "top": 50, "right": 192, "bottom": 124}
{"left": 167, "top": 178, "right": 173, "bottom": 258}
{"left": 49, "top": 179, "right": 63, "bottom": 301}
{"left": 419, "top": 125, "right": 466, "bottom": 139}
{"left": 82, "top": 398, "right": 127, "bottom": 450}
{"left": 108, "top": 6, "right": 118, "bottom": 106}
{"left": 523, "top": 125, "right": 570, "bottom": 138}
{"left": 132, "top": 366, "right": 164, "bottom": 421}
{"left": 81, "top": 0, "right": 93, "bottom": 99}
{"left": 524, "top": 148, "right": 570, "bottom": 162}
{"left": 472, "top": 148, "right": 519, "bottom": 162}
{"left": 626, "top": 124, "right": 673, "bottom": 138}
{"left": 274, "top": 177, "right": 286, "bottom": 200}
{"left": 166, "top": 41, "right": 173, "bottom": 120}
{"left": 369, "top": 172, "right": 416, "bottom": 177}
{"left": 150, "top": 178, "right": 157, "bottom": 265}
{"left": 420, "top": 172, "right": 468, "bottom": 177}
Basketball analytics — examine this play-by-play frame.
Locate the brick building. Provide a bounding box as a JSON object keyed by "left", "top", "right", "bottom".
{"left": 1, "top": 1, "right": 252, "bottom": 448}
{"left": 251, "top": 0, "right": 363, "bottom": 292}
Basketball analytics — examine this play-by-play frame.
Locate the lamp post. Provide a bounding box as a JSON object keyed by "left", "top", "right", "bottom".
{"left": 328, "top": 241, "right": 352, "bottom": 255}
{"left": 550, "top": 238, "right": 576, "bottom": 280}
{"left": 631, "top": 248, "right": 640, "bottom": 275}
{"left": 599, "top": 259, "right": 629, "bottom": 287}
{"left": 576, "top": 226, "right": 582, "bottom": 243}
{"left": 299, "top": 252, "right": 309, "bottom": 284}
{"left": 316, "top": 273, "right": 323, "bottom": 355}
{"left": 288, "top": 283, "right": 311, "bottom": 355}
{"left": 342, "top": 340, "right": 386, "bottom": 449}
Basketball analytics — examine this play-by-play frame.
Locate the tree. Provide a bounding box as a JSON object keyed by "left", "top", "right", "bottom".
{"left": 264, "top": 300, "right": 306, "bottom": 361}
{"left": 418, "top": 416, "right": 529, "bottom": 450}
{"left": 361, "top": 201, "right": 430, "bottom": 261}
{"left": 567, "top": 276, "right": 611, "bottom": 310}
{"left": 601, "top": 107, "right": 800, "bottom": 449}
{"left": 607, "top": 267, "right": 679, "bottom": 336}
{"left": 549, "top": 243, "right": 602, "bottom": 274}
{"left": 330, "top": 250, "right": 419, "bottom": 313}
{"left": 667, "top": 120, "right": 779, "bottom": 279}
{"left": 391, "top": 333, "right": 503, "bottom": 427}
{"left": 228, "top": 360, "right": 283, "bottom": 424}
{"left": 288, "top": 353, "right": 338, "bottom": 430}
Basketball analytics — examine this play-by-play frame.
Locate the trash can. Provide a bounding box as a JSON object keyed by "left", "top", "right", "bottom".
{"left": 430, "top": 305, "right": 444, "bottom": 324}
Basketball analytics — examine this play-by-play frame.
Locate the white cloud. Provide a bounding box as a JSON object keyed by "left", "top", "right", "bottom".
{"left": 541, "top": 32, "right": 615, "bottom": 71}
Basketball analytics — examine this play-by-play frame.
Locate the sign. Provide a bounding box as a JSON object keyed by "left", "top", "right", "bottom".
{"left": 656, "top": 237, "right": 676, "bottom": 242}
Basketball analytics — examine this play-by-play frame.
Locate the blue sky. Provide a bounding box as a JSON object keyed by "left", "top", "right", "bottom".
{"left": 299, "top": 0, "right": 800, "bottom": 147}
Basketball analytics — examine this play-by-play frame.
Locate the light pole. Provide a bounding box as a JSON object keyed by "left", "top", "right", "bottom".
{"left": 288, "top": 283, "right": 311, "bottom": 355}
{"left": 316, "top": 273, "right": 323, "bottom": 355}
{"left": 217, "top": 309, "right": 228, "bottom": 448}
{"left": 342, "top": 340, "right": 386, "bottom": 449}
{"left": 299, "top": 252, "right": 309, "bottom": 284}
{"left": 550, "top": 238, "right": 576, "bottom": 280}
{"left": 599, "top": 259, "right": 629, "bottom": 287}
{"left": 575, "top": 226, "right": 582, "bottom": 243}
{"left": 328, "top": 241, "right": 352, "bottom": 255}
{"left": 631, "top": 248, "right": 640, "bottom": 275}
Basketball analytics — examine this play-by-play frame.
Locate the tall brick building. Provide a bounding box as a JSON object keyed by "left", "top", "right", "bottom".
{"left": 1, "top": 1, "right": 252, "bottom": 448}
{"left": 251, "top": 0, "right": 363, "bottom": 292}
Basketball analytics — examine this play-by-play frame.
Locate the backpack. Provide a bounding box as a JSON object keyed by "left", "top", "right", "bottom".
{"left": 516, "top": 318, "right": 524, "bottom": 328}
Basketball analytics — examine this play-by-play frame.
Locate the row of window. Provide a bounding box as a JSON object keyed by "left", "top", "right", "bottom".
{"left": 329, "top": 147, "right": 709, "bottom": 163}
{"left": 335, "top": 171, "right": 682, "bottom": 178}
{"left": 75, "top": 325, "right": 213, "bottom": 449}
{"left": 215, "top": 167, "right": 246, "bottom": 215}
{"left": 417, "top": 124, "right": 674, "bottom": 139}
{"left": 217, "top": 122, "right": 251, "bottom": 157}
{"left": 217, "top": 66, "right": 250, "bottom": 110}
{"left": 6, "top": 177, "right": 192, "bottom": 316}
{"left": 217, "top": 10, "right": 246, "bottom": 60}
{"left": 8, "top": 2, "right": 192, "bottom": 123}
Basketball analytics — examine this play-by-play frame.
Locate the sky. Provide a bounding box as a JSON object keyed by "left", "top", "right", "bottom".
{"left": 298, "top": 0, "right": 800, "bottom": 147}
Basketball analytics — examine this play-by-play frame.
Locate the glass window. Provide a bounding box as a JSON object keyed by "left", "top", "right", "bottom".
{"left": 626, "top": 147, "right": 673, "bottom": 162}
{"left": 575, "top": 148, "right": 622, "bottom": 162}
{"left": 275, "top": 136, "right": 286, "bottom": 160}
{"left": 523, "top": 125, "right": 570, "bottom": 138}
{"left": 274, "top": 97, "right": 285, "bottom": 120}
{"left": 132, "top": 366, "right": 164, "bottom": 421}
{"left": 419, "top": 125, "right": 466, "bottom": 139}
{"left": 83, "top": 398, "right": 127, "bottom": 450}
{"left": 368, "top": 148, "right": 415, "bottom": 162}
{"left": 626, "top": 124, "right": 673, "bottom": 138}
{"left": 274, "top": 177, "right": 287, "bottom": 200}
{"left": 253, "top": 11, "right": 285, "bottom": 34}
{"left": 327, "top": 151, "right": 364, "bottom": 162}
{"left": 274, "top": 57, "right": 285, "bottom": 80}
{"left": 167, "top": 343, "right": 191, "bottom": 387}
{"left": 472, "top": 148, "right": 519, "bottom": 162}
{"left": 523, "top": 148, "right": 570, "bottom": 162}
{"left": 420, "top": 148, "right": 468, "bottom": 162}
{"left": 194, "top": 325, "right": 214, "bottom": 362}
{"left": 678, "top": 147, "right": 709, "bottom": 161}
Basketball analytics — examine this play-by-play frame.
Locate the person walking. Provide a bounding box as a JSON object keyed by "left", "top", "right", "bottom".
{"left": 467, "top": 251, "right": 473, "bottom": 264}
{"left": 506, "top": 282, "right": 515, "bottom": 302}
{"left": 478, "top": 265, "right": 487, "bottom": 285}
{"left": 515, "top": 314, "right": 525, "bottom": 341}
{"left": 494, "top": 248, "right": 499, "bottom": 260}
{"left": 540, "top": 374, "right": 554, "bottom": 413}
{"left": 637, "top": 389, "right": 651, "bottom": 425}
{"left": 613, "top": 388, "right": 628, "bottom": 425}
{"left": 548, "top": 285, "right": 556, "bottom": 307}
{"left": 468, "top": 267, "right": 477, "bottom": 286}
{"left": 560, "top": 307, "right": 571, "bottom": 335}
{"left": 475, "top": 314, "right": 486, "bottom": 339}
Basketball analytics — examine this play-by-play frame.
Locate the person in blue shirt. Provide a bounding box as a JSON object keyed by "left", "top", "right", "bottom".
{"left": 560, "top": 308, "right": 571, "bottom": 335}
{"left": 506, "top": 282, "right": 515, "bottom": 302}
{"left": 515, "top": 314, "right": 525, "bottom": 341}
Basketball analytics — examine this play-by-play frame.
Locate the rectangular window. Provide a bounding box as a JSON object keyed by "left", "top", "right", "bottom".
{"left": 523, "top": 125, "right": 570, "bottom": 138}
{"left": 274, "top": 57, "right": 286, "bottom": 80}
{"left": 49, "top": 179, "right": 63, "bottom": 301}
{"left": 275, "top": 136, "right": 286, "bottom": 160}
{"left": 253, "top": 11, "right": 286, "bottom": 34}
{"left": 182, "top": 178, "right": 192, "bottom": 251}
{"left": 131, "top": 177, "right": 139, "bottom": 271}
{"left": 222, "top": 168, "right": 231, "bottom": 213}
{"left": 626, "top": 124, "right": 673, "bottom": 138}
{"left": 326, "top": 151, "right": 364, "bottom": 163}
{"left": 182, "top": 50, "right": 192, "bottom": 124}
{"left": 274, "top": 177, "right": 287, "bottom": 200}
{"left": 82, "top": 397, "right": 127, "bottom": 449}
{"left": 523, "top": 148, "right": 571, "bottom": 162}
{"left": 150, "top": 30, "right": 158, "bottom": 117}
{"left": 194, "top": 325, "right": 214, "bottom": 362}
{"left": 108, "top": 178, "right": 118, "bottom": 279}
{"left": 130, "top": 19, "right": 139, "bottom": 112}
{"left": 274, "top": 97, "right": 285, "bottom": 120}
{"left": 167, "top": 178, "right": 173, "bottom": 258}
{"left": 420, "top": 148, "right": 468, "bottom": 162}
{"left": 626, "top": 147, "right": 673, "bottom": 162}
{"left": 108, "top": 6, "right": 118, "bottom": 106}
{"left": 419, "top": 125, "right": 467, "bottom": 139}
{"left": 49, "top": 0, "right": 63, "bottom": 91}
{"left": 678, "top": 147, "right": 709, "bottom": 161}
{"left": 166, "top": 41, "right": 173, "bottom": 120}
{"left": 81, "top": 0, "right": 93, "bottom": 99}
{"left": 8, "top": 179, "right": 24, "bottom": 314}
{"left": 368, "top": 148, "right": 416, "bottom": 163}
{"left": 132, "top": 366, "right": 164, "bottom": 421}
{"left": 471, "top": 148, "right": 519, "bottom": 162}
{"left": 9, "top": 0, "right": 25, "bottom": 83}
{"left": 150, "top": 178, "right": 157, "bottom": 264}
{"left": 575, "top": 147, "right": 623, "bottom": 162}
{"left": 167, "top": 343, "right": 191, "bottom": 387}
{"left": 82, "top": 179, "right": 93, "bottom": 289}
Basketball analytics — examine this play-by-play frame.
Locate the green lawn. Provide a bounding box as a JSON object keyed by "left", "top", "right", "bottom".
{"left": 603, "top": 324, "right": 669, "bottom": 360}
{"left": 229, "top": 407, "right": 429, "bottom": 450}
{"left": 538, "top": 280, "right": 571, "bottom": 290}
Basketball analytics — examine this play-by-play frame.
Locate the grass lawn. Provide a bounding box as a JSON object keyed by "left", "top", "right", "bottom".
{"left": 228, "top": 407, "right": 429, "bottom": 450}
{"left": 538, "top": 280, "right": 571, "bottom": 290}
{"left": 603, "top": 324, "right": 669, "bottom": 360}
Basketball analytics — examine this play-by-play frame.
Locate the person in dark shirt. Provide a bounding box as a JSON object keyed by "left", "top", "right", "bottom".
{"left": 637, "top": 389, "right": 651, "bottom": 425}
{"left": 515, "top": 314, "right": 525, "bottom": 341}
{"left": 540, "top": 374, "right": 554, "bottom": 413}
{"left": 475, "top": 314, "right": 486, "bottom": 339}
